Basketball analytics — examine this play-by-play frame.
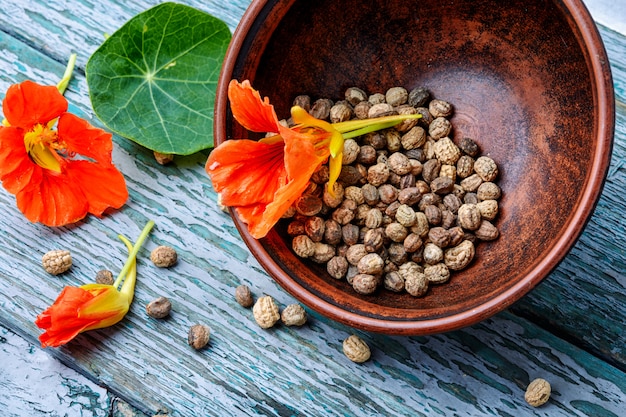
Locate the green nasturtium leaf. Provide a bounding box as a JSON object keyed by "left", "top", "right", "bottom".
{"left": 86, "top": 2, "right": 231, "bottom": 155}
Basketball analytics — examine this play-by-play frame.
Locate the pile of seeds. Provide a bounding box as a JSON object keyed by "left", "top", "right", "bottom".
{"left": 282, "top": 86, "right": 501, "bottom": 297}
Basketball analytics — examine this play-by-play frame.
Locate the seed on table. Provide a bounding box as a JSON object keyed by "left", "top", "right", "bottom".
{"left": 385, "top": 86, "right": 408, "bottom": 106}
{"left": 458, "top": 137, "right": 480, "bottom": 157}
{"left": 95, "top": 269, "right": 114, "bottom": 285}
{"left": 525, "top": 378, "right": 551, "bottom": 407}
{"left": 42, "top": 250, "right": 72, "bottom": 275}
{"left": 440, "top": 164, "right": 457, "bottom": 182}
{"left": 150, "top": 246, "right": 178, "bottom": 268}
{"left": 397, "top": 187, "right": 422, "bottom": 206}
{"left": 357, "top": 253, "right": 385, "bottom": 275}
{"left": 415, "top": 107, "right": 433, "bottom": 128}
{"left": 146, "top": 296, "right": 172, "bottom": 318}
{"left": 343, "top": 334, "right": 371, "bottom": 363}
{"left": 235, "top": 284, "right": 254, "bottom": 308}
{"left": 281, "top": 304, "right": 307, "bottom": 326}
{"left": 153, "top": 151, "right": 174, "bottom": 165}
{"left": 253, "top": 295, "right": 280, "bottom": 329}
{"left": 187, "top": 324, "right": 210, "bottom": 350}
{"left": 461, "top": 173, "right": 484, "bottom": 194}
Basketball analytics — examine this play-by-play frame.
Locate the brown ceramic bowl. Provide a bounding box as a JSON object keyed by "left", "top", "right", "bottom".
{"left": 214, "top": 0, "right": 614, "bottom": 335}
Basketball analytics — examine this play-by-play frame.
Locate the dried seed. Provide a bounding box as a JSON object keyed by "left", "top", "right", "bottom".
{"left": 95, "top": 269, "right": 114, "bottom": 285}
{"left": 146, "top": 296, "right": 172, "bottom": 318}
{"left": 235, "top": 284, "right": 254, "bottom": 308}
{"left": 253, "top": 295, "right": 280, "bottom": 329}
{"left": 525, "top": 378, "right": 551, "bottom": 407}
{"left": 42, "top": 250, "right": 72, "bottom": 275}
{"left": 327, "top": 256, "right": 349, "bottom": 279}
{"left": 187, "top": 324, "right": 210, "bottom": 349}
{"left": 281, "top": 304, "right": 307, "bottom": 326}
{"left": 352, "top": 273, "right": 379, "bottom": 295}
{"left": 345, "top": 87, "right": 368, "bottom": 106}
{"left": 150, "top": 246, "right": 178, "bottom": 268}
{"left": 408, "top": 87, "right": 430, "bottom": 107}
{"left": 458, "top": 204, "right": 482, "bottom": 230}
{"left": 444, "top": 240, "right": 475, "bottom": 270}
{"left": 474, "top": 156, "right": 499, "bottom": 182}
{"left": 428, "top": 99, "right": 453, "bottom": 118}
{"left": 343, "top": 334, "right": 371, "bottom": 363}
{"left": 428, "top": 117, "right": 452, "bottom": 139}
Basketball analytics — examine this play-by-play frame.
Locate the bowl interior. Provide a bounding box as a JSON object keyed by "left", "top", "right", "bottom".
{"left": 216, "top": 0, "right": 613, "bottom": 334}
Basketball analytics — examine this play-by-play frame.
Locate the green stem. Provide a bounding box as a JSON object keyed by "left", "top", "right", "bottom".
{"left": 56, "top": 53, "right": 77, "bottom": 95}
{"left": 342, "top": 120, "right": 407, "bottom": 139}
{"left": 118, "top": 235, "right": 137, "bottom": 300}
{"left": 332, "top": 113, "right": 421, "bottom": 133}
{"left": 112, "top": 220, "right": 155, "bottom": 289}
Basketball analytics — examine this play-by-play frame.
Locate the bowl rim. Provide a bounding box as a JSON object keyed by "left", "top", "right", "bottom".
{"left": 214, "top": 0, "right": 616, "bottom": 335}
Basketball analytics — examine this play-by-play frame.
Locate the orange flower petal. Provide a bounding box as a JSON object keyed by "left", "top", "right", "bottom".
{"left": 57, "top": 113, "right": 113, "bottom": 164}
{"left": 239, "top": 129, "right": 327, "bottom": 239}
{"left": 16, "top": 172, "right": 89, "bottom": 227}
{"left": 228, "top": 80, "right": 280, "bottom": 133}
{"left": 0, "top": 126, "right": 36, "bottom": 194}
{"left": 35, "top": 286, "right": 101, "bottom": 347}
{"left": 66, "top": 160, "right": 128, "bottom": 217}
{"left": 206, "top": 138, "right": 287, "bottom": 207}
{"left": 2, "top": 81, "right": 67, "bottom": 129}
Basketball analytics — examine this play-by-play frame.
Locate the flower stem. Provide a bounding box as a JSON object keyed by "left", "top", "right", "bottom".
{"left": 332, "top": 113, "right": 422, "bottom": 134}
{"left": 113, "top": 220, "right": 155, "bottom": 289}
{"left": 56, "top": 53, "right": 77, "bottom": 95}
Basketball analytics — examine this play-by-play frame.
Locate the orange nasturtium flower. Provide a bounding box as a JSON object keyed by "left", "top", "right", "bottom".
{"left": 206, "top": 80, "right": 421, "bottom": 239}
{"left": 35, "top": 220, "right": 154, "bottom": 348}
{"left": 0, "top": 57, "right": 128, "bottom": 227}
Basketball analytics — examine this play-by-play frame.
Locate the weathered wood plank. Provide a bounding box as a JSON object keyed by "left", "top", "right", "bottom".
{"left": 1, "top": 1, "right": 626, "bottom": 416}
{"left": 0, "top": 325, "right": 112, "bottom": 417}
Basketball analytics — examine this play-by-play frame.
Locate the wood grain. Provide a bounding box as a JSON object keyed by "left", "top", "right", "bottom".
{"left": 1, "top": 0, "right": 626, "bottom": 416}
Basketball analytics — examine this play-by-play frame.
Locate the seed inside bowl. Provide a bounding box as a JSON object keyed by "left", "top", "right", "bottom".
{"left": 282, "top": 86, "right": 501, "bottom": 297}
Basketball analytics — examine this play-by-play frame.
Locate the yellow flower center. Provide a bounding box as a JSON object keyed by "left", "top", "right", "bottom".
{"left": 23, "top": 121, "right": 62, "bottom": 173}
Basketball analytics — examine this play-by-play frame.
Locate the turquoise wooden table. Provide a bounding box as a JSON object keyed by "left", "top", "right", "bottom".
{"left": 1, "top": 1, "right": 625, "bottom": 416}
